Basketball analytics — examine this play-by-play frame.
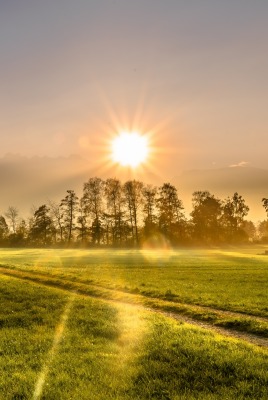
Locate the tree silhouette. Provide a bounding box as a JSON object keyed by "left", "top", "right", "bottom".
{"left": 77, "top": 198, "right": 89, "bottom": 243}
{"left": 105, "top": 178, "right": 125, "bottom": 245}
{"left": 262, "top": 198, "right": 268, "bottom": 216}
{"left": 142, "top": 184, "right": 158, "bottom": 238}
{"left": 191, "top": 191, "right": 222, "bottom": 244}
{"left": 61, "top": 190, "right": 79, "bottom": 243}
{"left": 29, "top": 205, "right": 53, "bottom": 245}
{"left": 0, "top": 175, "right": 257, "bottom": 247}
{"left": 0, "top": 215, "right": 8, "bottom": 243}
{"left": 157, "top": 183, "right": 184, "bottom": 243}
{"left": 5, "top": 206, "right": 19, "bottom": 234}
{"left": 258, "top": 220, "right": 268, "bottom": 242}
{"left": 83, "top": 178, "right": 104, "bottom": 245}
{"left": 222, "top": 193, "right": 249, "bottom": 242}
{"left": 123, "top": 180, "right": 144, "bottom": 246}
{"left": 48, "top": 200, "right": 65, "bottom": 242}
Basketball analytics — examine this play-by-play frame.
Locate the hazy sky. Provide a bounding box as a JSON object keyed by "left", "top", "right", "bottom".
{"left": 1, "top": 0, "right": 268, "bottom": 177}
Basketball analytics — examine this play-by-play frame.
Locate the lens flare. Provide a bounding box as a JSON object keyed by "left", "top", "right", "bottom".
{"left": 141, "top": 233, "right": 174, "bottom": 263}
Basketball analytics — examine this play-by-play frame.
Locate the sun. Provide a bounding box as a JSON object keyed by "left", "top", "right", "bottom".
{"left": 111, "top": 132, "right": 149, "bottom": 167}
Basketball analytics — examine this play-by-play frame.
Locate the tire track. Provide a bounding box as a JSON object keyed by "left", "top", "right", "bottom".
{"left": 1, "top": 265, "right": 266, "bottom": 322}
{"left": 0, "top": 266, "right": 267, "bottom": 349}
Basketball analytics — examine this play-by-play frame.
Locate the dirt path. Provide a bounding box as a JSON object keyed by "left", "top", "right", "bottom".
{"left": 1, "top": 266, "right": 267, "bottom": 349}
{"left": 159, "top": 310, "right": 268, "bottom": 348}
{"left": 1, "top": 265, "right": 267, "bottom": 323}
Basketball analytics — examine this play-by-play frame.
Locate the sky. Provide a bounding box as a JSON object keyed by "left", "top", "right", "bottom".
{"left": 0, "top": 0, "right": 268, "bottom": 180}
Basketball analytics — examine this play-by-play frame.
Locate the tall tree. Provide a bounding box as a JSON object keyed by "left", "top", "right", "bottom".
{"left": 5, "top": 206, "right": 19, "bottom": 234}
{"left": 29, "top": 205, "right": 53, "bottom": 245}
{"left": 15, "top": 219, "right": 28, "bottom": 245}
{"left": 142, "top": 184, "right": 158, "bottom": 238}
{"left": 241, "top": 220, "right": 256, "bottom": 242}
{"left": 229, "top": 192, "right": 249, "bottom": 227}
{"left": 123, "top": 180, "right": 144, "bottom": 245}
{"left": 76, "top": 198, "right": 89, "bottom": 243}
{"left": 104, "top": 178, "right": 125, "bottom": 245}
{"left": 61, "top": 190, "right": 79, "bottom": 243}
{"left": 0, "top": 215, "right": 8, "bottom": 242}
{"left": 83, "top": 178, "right": 104, "bottom": 244}
{"left": 221, "top": 192, "right": 249, "bottom": 242}
{"left": 48, "top": 200, "right": 65, "bottom": 242}
{"left": 257, "top": 220, "right": 268, "bottom": 242}
{"left": 157, "top": 183, "right": 185, "bottom": 243}
{"left": 8, "top": 218, "right": 28, "bottom": 246}
{"left": 191, "top": 191, "right": 222, "bottom": 244}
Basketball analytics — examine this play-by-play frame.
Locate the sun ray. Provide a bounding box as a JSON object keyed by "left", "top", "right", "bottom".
{"left": 77, "top": 84, "right": 181, "bottom": 182}
{"left": 32, "top": 293, "right": 75, "bottom": 400}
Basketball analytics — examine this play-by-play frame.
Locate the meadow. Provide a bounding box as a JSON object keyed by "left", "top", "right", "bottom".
{"left": 0, "top": 247, "right": 268, "bottom": 399}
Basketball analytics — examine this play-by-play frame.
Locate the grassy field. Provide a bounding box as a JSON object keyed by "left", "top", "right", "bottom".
{"left": 0, "top": 247, "right": 268, "bottom": 399}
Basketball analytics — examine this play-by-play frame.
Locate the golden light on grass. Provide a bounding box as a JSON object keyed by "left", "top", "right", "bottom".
{"left": 113, "top": 302, "right": 147, "bottom": 372}
{"left": 111, "top": 131, "right": 149, "bottom": 168}
{"left": 33, "top": 294, "right": 75, "bottom": 400}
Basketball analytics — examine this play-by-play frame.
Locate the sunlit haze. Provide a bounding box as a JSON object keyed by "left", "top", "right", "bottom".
{"left": 0, "top": 1, "right": 268, "bottom": 220}
{"left": 111, "top": 132, "right": 148, "bottom": 167}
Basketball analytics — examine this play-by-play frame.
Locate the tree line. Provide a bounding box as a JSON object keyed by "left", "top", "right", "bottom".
{"left": 1, "top": 177, "right": 268, "bottom": 247}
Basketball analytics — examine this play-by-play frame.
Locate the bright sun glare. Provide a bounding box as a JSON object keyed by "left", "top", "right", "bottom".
{"left": 111, "top": 132, "right": 148, "bottom": 167}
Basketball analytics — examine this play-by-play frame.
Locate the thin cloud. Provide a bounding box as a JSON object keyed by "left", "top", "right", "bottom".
{"left": 229, "top": 161, "right": 250, "bottom": 168}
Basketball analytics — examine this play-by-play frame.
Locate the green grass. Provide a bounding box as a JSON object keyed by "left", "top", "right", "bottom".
{"left": 1, "top": 247, "right": 268, "bottom": 338}
{"left": 1, "top": 273, "right": 268, "bottom": 400}
{"left": 1, "top": 247, "right": 267, "bottom": 315}
{"left": 131, "top": 318, "right": 268, "bottom": 400}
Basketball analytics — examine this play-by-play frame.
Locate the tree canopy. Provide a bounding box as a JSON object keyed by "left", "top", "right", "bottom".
{"left": 0, "top": 177, "right": 264, "bottom": 247}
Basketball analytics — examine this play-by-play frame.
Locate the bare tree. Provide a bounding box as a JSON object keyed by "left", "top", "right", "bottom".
{"left": 5, "top": 206, "right": 19, "bottom": 233}
{"left": 105, "top": 178, "right": 125, "bottom": 245}
{"left": 48, "top": 200, "right": 65, "bottom": 242}
{"left": 83, "top": 178, "right": 104, "bottom": 244}
{"left": 142, "top": 184, "right": 158, "bottom": 237}
{"left": 77, "top": 198, "right": 89, "bottom": 243}
{"left": 123, "top": 180, "right": 144, "bottom": 245}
